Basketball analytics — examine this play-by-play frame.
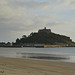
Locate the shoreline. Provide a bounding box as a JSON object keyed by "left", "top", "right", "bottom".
{"left": 0, "top": 56, "right": 75, "bottom": 75}
{"left": 0, "top": 44, "right": 75, "bottom": 48}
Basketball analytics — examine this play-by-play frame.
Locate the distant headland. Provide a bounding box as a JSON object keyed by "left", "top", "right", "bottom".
{"left": 0, "top": 27, "right": 75, "bottom": 48}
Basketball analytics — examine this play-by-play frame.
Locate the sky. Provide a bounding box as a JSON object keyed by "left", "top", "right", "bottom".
{"left": 0, "top": 0, "right": 75, "bottom": 42}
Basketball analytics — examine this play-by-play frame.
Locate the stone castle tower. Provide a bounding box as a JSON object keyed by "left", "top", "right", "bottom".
{"left": 38, "top": 27, "right": 51, "bottom": 33}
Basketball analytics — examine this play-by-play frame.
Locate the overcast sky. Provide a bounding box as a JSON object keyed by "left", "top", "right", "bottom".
{"left": 0, "top": 0, "right": 75, "bottom": 42}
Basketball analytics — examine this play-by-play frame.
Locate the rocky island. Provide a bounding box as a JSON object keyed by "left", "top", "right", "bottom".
{"left": 13, "top": 27, "right": 75, "bottom": 47}
{"left": 0, "top": 27, "right": 75, "bottom": 47}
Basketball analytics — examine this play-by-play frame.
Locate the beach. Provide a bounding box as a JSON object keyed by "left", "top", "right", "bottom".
{"left": 0, "top": 57, "right": 75, "bottom": 75}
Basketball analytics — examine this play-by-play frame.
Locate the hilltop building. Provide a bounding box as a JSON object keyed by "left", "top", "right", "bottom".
{"left": 38, "top": 27, "right": 51, "bottom": 33}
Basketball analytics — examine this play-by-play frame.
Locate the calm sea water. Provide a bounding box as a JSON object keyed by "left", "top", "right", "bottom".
{"left": 0, "top": 47, "right": 75, "bottom": 63}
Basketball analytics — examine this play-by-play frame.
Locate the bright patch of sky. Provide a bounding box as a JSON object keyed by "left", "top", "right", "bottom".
{"left": 0, "top": 0, "right": 75, "bottom": 42}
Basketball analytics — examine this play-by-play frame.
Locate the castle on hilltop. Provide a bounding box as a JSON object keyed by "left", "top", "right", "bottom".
{"left": 38, "top": 27, "right": 51, "bottom": 33}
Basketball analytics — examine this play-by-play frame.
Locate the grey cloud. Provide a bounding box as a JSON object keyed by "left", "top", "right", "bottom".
{"left": 46, "top": 21, "right": 75, "bottom": 27}
{"left": 10, "top": 0, "right": 51, "bottom": 10}
{"left": 70, "top": 1, "right": 75, "bottom": 9}
{"left": 0, "top": 0, "right": 75, "bottom": 42}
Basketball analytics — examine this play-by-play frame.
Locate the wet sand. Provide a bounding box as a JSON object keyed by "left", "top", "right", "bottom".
{"left": 0, "top": 57, "right": 75, "bottom": 75}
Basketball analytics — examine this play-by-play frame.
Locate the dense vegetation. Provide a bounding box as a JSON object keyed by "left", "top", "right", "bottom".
{"left": 15, "top": 31, "right": 74, "bottom": 45}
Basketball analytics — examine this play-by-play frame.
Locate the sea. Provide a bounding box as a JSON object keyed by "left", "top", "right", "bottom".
{"left": 0, "top": 47, "right": 75, "bottom": 63}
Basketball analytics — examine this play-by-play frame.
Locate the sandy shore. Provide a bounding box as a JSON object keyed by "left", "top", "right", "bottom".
{"left": 0, "top": 57, "right": 75, "bottom": 75}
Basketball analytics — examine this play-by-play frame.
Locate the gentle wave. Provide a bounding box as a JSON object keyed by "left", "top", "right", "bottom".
{"left": 0, "top": 47, "right": 75, "bottom": 63}
{"left": 16, "top": 52, "right": 69, "bottom": 60}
